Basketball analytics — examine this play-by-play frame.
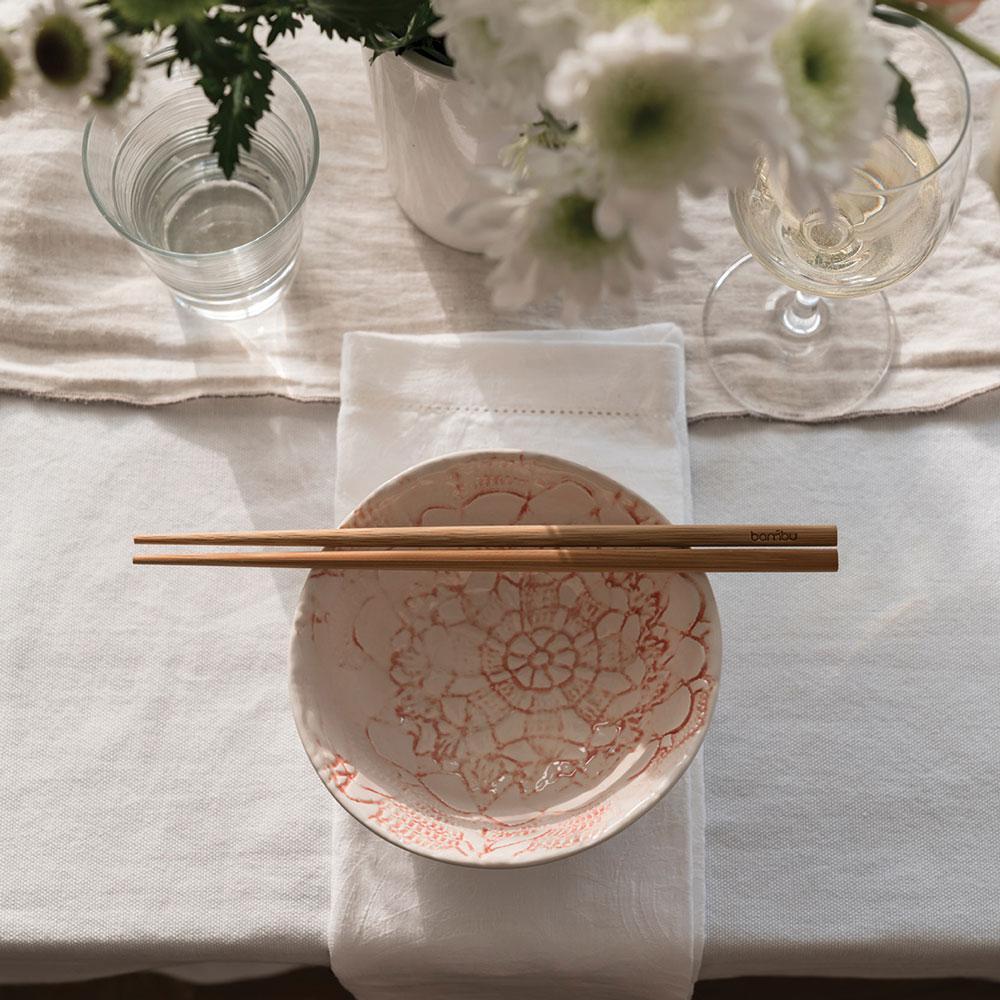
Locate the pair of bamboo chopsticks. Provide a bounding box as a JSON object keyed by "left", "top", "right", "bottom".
{"left": 133, "top": 524, "right": 838, "bottom": 573}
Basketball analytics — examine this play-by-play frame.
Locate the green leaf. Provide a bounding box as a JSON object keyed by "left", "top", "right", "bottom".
{"left": 367, "top": 1, "right": 442, "bottom": 59}
{"left": 266, "top": 11, "right": 303, "bottom": 45}
{"left": 209, "top": 59, "right": 274, "bottom": 176}
{"left": 173, "top": 12, "right": 275, "bottom": 178}
{"left": 307, "top": 0, "right": 423, "bottom": 39}
{"left": 150, "top": 0, "right": 434, "bottom": 176}
{"left": 888, "top": 59, "right": 928, "bottom": 140}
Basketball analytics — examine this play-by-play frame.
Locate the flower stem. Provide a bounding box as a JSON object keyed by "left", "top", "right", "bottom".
{"left": 879, "top": 1, "right": 1000, "bottom": 68}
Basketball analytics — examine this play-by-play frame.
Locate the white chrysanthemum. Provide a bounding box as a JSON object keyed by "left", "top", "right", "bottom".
{"left": 90, "top": 35, "right": 145, "bottom": 112}
{"left": 545, "top": 16, "right": 793, "bottom": 236}
{"left": 573, "top": 0, "right": 782, "bottom": 37}
{"left": 457, "top": 148, "right": 662, "bottom": 317}
{"left": 0, "top": 32, "right": 25, "bottom": 118}
{"left": 432, "top": 0, "right": 579, "bottom": 120}
{"left": 978, "top": 85, "right": 1000, "bottom": 203}
{"left": 23, "top": 0, "right": 108, "bottom": 109}
{"left": 580, "top": 0, "right": 725, "bottom": 30}
{"left": 771, "top": 0, "right": 897, "bottom": 210}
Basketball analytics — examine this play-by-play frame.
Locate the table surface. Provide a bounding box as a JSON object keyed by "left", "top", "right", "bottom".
{"left": 2, "top": 388, "right": 998, "bottom": 983}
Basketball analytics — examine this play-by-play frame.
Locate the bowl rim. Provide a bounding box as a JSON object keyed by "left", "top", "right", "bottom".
{"left": 288, "top": 448, "right": 722, "bottom": 868}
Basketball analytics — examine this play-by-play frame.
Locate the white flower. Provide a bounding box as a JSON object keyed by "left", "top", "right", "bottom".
{"left": 574, "top": 0, "right": 765, "bottom": 35}
{"left": 580, "top": 0, "right": 724, "bottom": 30}
{"left": 23, "top": 0, "right": 108, "bottom": 109}
{"left": 771, "top": 0, "right": 897, "bottom": 210}
{"left": 90, "top": 35, "right": 145, "bottom": 112}
{"left": 545, "top": 16, "right": 793, "bottom": 233}
{"left": 978, "top": 85, "right": 1000, "bottom": 204}
{"left": 457, "top": 147, "right": 659, "bottom": 318}
{"left": 432, "top": 0, "right": 579, "bottom": 120}
{"left": 0, "top": 32, "right": 25, "bottom": 118}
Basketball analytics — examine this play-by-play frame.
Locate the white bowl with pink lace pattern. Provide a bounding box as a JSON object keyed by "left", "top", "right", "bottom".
{"left": 289, "top": 451, "right": 721, "bottom": 867}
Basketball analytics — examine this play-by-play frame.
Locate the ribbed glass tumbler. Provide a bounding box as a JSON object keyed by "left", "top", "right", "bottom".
{"left": 83, "top": 50, "right": 319, "bottom": 319}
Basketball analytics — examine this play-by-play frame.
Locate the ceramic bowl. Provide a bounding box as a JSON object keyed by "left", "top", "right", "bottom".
{"left": 289, "top": 451, "right": 721, "bottom": 867}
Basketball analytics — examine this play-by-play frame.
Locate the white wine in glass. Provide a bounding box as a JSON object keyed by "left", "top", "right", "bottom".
{"left": 703, "top": 20, "right": 971, "bottom": 421}
{"left": 733, "top": 131, "right": 942, "bottom": 298}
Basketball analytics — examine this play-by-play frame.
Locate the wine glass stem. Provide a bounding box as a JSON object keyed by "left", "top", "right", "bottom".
{"left": 781, "top": 290, "right": 825, "bottom": 338}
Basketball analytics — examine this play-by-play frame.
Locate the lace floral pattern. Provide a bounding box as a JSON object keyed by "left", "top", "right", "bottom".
{"left": 379, "top": 569, "right": 713, "bottom": 815}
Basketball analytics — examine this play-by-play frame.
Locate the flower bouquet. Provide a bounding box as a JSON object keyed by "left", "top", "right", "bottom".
{"left": 1, "top": 0, "right": 998, "bottom": 315}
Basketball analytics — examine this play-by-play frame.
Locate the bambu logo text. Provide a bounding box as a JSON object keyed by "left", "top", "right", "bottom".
{"left": 750, "top": 530, "right": 799, "bottom": 542}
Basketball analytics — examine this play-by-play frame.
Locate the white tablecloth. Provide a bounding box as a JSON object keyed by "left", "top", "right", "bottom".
{"left": 2, "top": 388, "right": 998, "bottom": 983}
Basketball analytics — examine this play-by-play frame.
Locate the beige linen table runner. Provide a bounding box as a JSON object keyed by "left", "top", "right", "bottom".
{"left": 0, "top": 3, "right": 998, "bottom": 419}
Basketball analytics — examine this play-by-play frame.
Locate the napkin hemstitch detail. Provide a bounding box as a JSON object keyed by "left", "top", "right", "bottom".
{"left": 346, "top": 398, "right": 675, "bottom": 420}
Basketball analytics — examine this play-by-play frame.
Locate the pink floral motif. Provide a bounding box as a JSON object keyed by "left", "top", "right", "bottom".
{"left": 322, "top": 754, "right": 357, "bottom": 794}
{"left": 481, "top": 802, "right": 613, "bottom": 857}
{"left": 368, "top": 798, "right": 476, "bottom": 859}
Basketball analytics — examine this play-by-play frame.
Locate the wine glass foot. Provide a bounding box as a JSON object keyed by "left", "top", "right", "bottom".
{"left": 703, "top": 255, "right": 897, "bottom": 422}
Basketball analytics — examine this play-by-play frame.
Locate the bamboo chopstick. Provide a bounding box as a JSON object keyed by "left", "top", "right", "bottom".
{"left": 133, "top": 547, "right": 838, "bottom": 573}
{"left": 133, "top": 524, "right": 837, "bottom": 549}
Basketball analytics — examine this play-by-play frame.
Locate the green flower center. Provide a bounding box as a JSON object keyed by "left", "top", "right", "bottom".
{"left": 584, "top": 57, "right": 704, "bottom": 185}
{"left": 34, "top": 15, "right": 93, "bottom": 88}
{"left": 774, "top": 7, "right": 857, "bottom": 143}
{"left": 629, "top": 99, "right": 670, "bottom": 140}
{"left": 532, "top": 193, "right": 617, "bottom": 265}
{"left": 0, "top": 47, "right": 15, "bottom": 103}
{"left": 93, "top": 42, "right": 134, "bottom": 106}
{"left": 803, "top": 50, "right": 829, "bottom": 86}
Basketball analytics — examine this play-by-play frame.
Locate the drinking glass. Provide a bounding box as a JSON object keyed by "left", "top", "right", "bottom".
{"left": 703, "top": 20, "right": 971, "bottom": 421}
{"left": 83, "top": 49, "right": 319, "bottom": 320}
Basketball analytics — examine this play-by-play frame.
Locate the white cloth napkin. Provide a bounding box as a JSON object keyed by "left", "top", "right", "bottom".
{"left": 329, "top": 324, "right": 704, "bottom": 1000}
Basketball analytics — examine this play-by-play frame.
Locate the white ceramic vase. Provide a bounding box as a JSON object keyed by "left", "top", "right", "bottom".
{"left": 366, "top": 50, "right": 516, "bottom": 254}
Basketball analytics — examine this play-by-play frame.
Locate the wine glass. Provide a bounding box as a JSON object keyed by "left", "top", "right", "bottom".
{"left": 703, "top": 19, "right": 971, "bottom": 422}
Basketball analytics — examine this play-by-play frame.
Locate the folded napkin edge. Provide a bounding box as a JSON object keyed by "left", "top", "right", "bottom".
{"left": 341, "top": 330, "right": 687, "bottom": 422}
